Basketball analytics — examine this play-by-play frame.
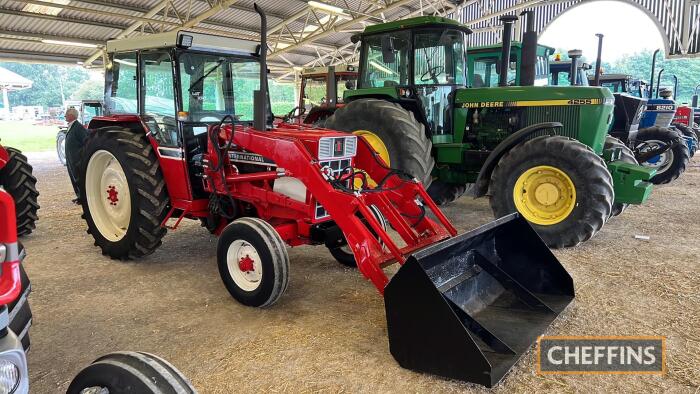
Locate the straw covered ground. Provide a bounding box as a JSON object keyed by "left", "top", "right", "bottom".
{"left": 21, "top": 151, "right": 700, "bottom": 393}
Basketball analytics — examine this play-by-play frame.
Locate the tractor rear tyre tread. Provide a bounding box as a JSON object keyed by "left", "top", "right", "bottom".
{"left": 672, "top": 123, "right": 697, "bottom": 157}
{"left": 324, "top": 98, "right": 435, "bottom": 187}
{"left": 217, "top": 217, "right": 289, "bottom": 307}
{"left": 605, "top": 136, "right": 637, "bottom": 218}
{"left": 80, "top": 127, "right": 170, "bottom": 259}
{"left": 427, "top": 180, "right": 470, "bottom": 205}
{"left": 0, "top": 147, "right": 40, "bottom": 236}
{"left": 636, "top": 126, "right": 689, "bottom": 184}
{"left": 489, "top": 135, "right": 614, "bottom": 249}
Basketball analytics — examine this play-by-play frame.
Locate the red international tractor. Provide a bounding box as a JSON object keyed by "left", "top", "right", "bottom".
{"left": 79, "top": 5, "right": 574, "bottom": 387}
{"left": 0, "top": 144, "right": 39, "bottom": 236}
{"left": 285, "top": 65, "right": 358, "bottom": 125}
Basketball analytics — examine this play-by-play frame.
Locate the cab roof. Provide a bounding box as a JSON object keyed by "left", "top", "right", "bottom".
{"left": 106, "top": 29, "right": 258, "bottom": 55}
{"left": 359, "top": 16, "right": 472, "bottom": 36}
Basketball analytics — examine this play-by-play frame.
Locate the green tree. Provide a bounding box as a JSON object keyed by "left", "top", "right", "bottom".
{"left": 70, "top": 79, "right": 104, "bottom": 101}
{"left": 0, "top": 63, "right": 91, "bottom": 108}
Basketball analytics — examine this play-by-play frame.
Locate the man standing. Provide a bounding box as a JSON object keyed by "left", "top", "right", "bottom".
{"left": 64, "top": 107, "right": 88, "bottom": 204}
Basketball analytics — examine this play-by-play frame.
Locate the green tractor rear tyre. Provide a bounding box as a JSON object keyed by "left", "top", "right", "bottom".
{"left": 604, "top": 136, "right": 638, "bottom": 218}
{"left": 324, "top": 98, "right": 435, "bottom": 187}
{"left": 489, "top": 135, "right": 614, "bottom": 249}
{"left": 427, "top": 180, "right": 471, "bottom": 205}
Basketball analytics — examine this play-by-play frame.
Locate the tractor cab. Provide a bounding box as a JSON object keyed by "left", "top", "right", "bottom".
{"left": 94, "top": 30, "right": 269, "bottom": 201}
{"left": 296, "top": 65, "right": 357, "bottom": 124}
{"left": 468, "top": 42, "right": 554, "bottom": 87}
{"left": 351, "top": 16, "right": 471, "bottom": 133}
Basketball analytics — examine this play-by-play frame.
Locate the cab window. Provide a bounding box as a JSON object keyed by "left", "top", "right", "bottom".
{"left": 360, "top": 31, "right": 410, "bottom": 88}
{"left": 108, "top": 52, "right": 138, "bottom": 114}
{"left": 413, "top": 29, "right": 466, "bottom": 85}
{"left": 142, "top": 51, "right": 178, "bottom": 147}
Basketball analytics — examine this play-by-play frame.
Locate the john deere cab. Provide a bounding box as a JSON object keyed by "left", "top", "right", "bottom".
{"left": 467, "top": 41, "right": 553, "bottom": 87}
{"left": 326, "top": 12, "right": 654, "bottom": 248}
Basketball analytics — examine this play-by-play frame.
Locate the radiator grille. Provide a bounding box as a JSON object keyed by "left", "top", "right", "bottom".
{"left": 315, "top": 158, "right": 352, "bottom": 219}
{"left": 526, "top": 106, "right": 580, "bottom": 139}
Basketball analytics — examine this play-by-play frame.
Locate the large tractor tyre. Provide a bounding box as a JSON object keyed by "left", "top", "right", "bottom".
{"left": 217, "top": 217, "right": 290, "bottom": 307}
{"left": 489, "top": 135, "right": 614, "bottom": 249}
{"left": 604, "top": 136, "right": 638, "bottom": 218}
{"left": 324, "top": 98, "right": 435, "bottom": 188}
{"left": 56, "top": 130, "right": 67, "bottom": 165}
{"left": 672, "top": 123, "right": 697, "bottom": 157}
{"left": 67, "top": 352, "right": 196, "bottom": 394}
{"left": 8, "top": 261, "right": 31, "bottom": 351}
{"left": 427, "top": 180, "right": 471, "bottom": 205}
{"left": 80, "top": 127, "right": 170, "bottom": 259}
{"left": 635, "top": 127, "right": 689, "bottom": 185}
{"left": 0, "top": 147, "right": 39, "bottom": 236}
{"left": 327, "top": 205, "right": 387, "bottom": 268}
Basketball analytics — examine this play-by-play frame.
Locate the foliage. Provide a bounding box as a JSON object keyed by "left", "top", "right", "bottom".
{"left": 0, "top": 63, "right": 91, "bottom": 108}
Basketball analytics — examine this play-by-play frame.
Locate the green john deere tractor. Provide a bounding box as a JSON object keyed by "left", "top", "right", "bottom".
{"left": 325, "top": 13, "right": 654, "bottom": 248}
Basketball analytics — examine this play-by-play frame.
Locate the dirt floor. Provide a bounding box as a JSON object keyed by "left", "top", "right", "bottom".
{"left": 21, "top": 151, "right": 700, "bottom": 393}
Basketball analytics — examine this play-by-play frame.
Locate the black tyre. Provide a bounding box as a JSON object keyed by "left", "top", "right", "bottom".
{"left": 327, "top": 205, "right": 386, "bottom": 267}
{"left": 0, "top": 147, "right": 39, "bottom": 236}
{"left": 56, "top": 130, "right": 67, "bottom": 166}
{"left": 427, "top": 180, "right": 471, "bottom": 205}
{"left": 217, "top": 217, "right": 289, "bottom": 307}
{"left": 489, "top": 135, "right": 614, "bottom": 249}
{"left": 324, "top": 98, "right": 435, "bottom": 187}
{"left": 635, "top": 127, "right": 689, "bottom": 185}
{"left": 80, "top": 127, "right": 170, "bottom": 259}
{"left": 672, "top": 123, "right": 697, "bottom": 157}
{"left": 604, "top": 136, "right": 638, "bottom": 218}
{"left": 67, "top": 351, "right": 196, "bottom": 394}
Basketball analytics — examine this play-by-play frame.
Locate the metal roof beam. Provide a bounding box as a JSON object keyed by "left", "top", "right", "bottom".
{"left": 0, "top": 8, "right": 125, "bottom": 30}
{"left": 0, "top": 29, "right": 103, "bottom": 46}
{"left": 73, "top": 0, "right": 288, "bottom": 21}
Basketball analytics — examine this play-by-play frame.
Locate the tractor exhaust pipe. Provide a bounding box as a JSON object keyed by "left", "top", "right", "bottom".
{"left": 519, "top": 10, "right": 537, "bottom": 86}
{"left": 649, "top": 49, "right": 660, "bottom": 98}
{"left": 692, "top": 84, "right": 699, "bottom": 107}
{"left": 499, "top": 15, "right": 519, "bottom": 87}
{"left": 568, "top": 49, "right": 582, "bottom": 86}
{"left": 656, "top": 68, "right": 665, "bottom": 98}
{"left": 253, "top": 3, "right": 269, "bottom": 131}
{"left": 672, "top": 74, "right": 678, "bottom": 101}
{"left": 593, "top": 33, "right": 604, "bottom": 86}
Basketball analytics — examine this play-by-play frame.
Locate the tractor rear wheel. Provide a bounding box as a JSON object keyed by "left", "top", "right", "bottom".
{"left": 604, "top": 136, "right": 638, "bottom": 218}
{"left": 56, "top": 130, "right": 67, "bottom": 165}
{"left": 67, "top": 352, "right": 196, "bottom": 394}
{"left": 489, "top": 135, "right": 614, "bottom": 249}
{"left": 427, "top": 180, "right": 471, "bottom": 205}
{"left": 0, "top": 147, "right": 39, "bottom": 236}
{"left": 80, "top": 127, "right": 170, "bottom": 259}
{"left": 672, "top": 123, "right": 697, "bottom": 157}
{"left": 324, "top": 98, "right": 435, "bottom": 187}
{"left": 217, "top": 217, "right": 289, "bottom": 307}
{"left": 635, "top": 127, "right": 689, "bottom": 185}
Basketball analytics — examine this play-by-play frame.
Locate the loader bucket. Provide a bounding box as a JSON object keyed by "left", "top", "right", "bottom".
{"left": 384, "top": 213, "right": 574, "bottom": 387}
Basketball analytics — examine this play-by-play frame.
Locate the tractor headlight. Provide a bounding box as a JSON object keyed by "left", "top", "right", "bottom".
{"left": 0, "top": 359, "right": 20, "bottom": 393}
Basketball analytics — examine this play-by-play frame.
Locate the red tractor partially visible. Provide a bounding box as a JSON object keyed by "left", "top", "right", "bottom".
{"left": 0, "top": 144, "right": 39, "bottom": 236}
{"left": 285, "top": 65, "right": 358, "bottom": 125}
{"left": 79, "top": 5, "right": 575, "bottom": 387}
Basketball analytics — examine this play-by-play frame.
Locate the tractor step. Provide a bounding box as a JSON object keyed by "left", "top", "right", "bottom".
{"left": 384, "top": 214, "right": 574, "bottom": 387}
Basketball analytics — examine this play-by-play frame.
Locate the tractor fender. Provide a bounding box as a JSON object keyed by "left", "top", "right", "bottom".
{"left": 472, "top": 122, "right": 563, "bottom": 197}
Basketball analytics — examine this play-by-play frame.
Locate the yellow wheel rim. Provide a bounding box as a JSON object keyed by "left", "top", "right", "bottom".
{"left": 353, "top": 130, "right": 390, "bottom": 166}
{"left": 513, "top": 165, "right": 576, "bottom": 226}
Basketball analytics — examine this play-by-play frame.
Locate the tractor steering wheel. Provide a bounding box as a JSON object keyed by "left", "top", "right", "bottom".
{"left": 420, "top": 66, "right": 444, "bottom": 83}
{"left": 281, "top": 106, "right": 306, "bottom": 123}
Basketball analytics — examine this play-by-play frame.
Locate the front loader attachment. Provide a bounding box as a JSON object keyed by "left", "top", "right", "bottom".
{"left": 385, "top": 214, "right": 574, "bottom": 387}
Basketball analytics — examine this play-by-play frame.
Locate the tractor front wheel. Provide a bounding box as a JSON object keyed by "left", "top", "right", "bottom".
{"left": 67, "top": 352, "right": 196, "bottom": 394}
{"left": 324, "top": 98, "right": 435, "bottom": 187}
{"left": 0, "top": 147, "right": 39, "bottom": 236}
{"left": 604, "top": 136, "right": 638, "bottom": 218}
{"left": 635, "top": 127, "right": 689, "bottom": 185}
{"left": 327, "top": 205, "right": 386, "bottom": 267}
{"left": 489, "top": 135, "right": 614, "bottom": 249}
{"left": 56, "top": 130, "right": 67, "bottom": 166}
{"left": 217, "top": 218, "right": 289, "bottom": 307}
{"left": 80, "top": 127, "right": 170, "bottom": 259}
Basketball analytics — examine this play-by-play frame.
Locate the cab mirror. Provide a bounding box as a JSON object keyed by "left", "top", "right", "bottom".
{"left": 381, "top": 36, "right": 396, "bottom": 64}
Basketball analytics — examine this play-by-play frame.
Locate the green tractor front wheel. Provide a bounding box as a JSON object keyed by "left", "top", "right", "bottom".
{"left": 489, "top": 135, "right": 614, "bottom": 249}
